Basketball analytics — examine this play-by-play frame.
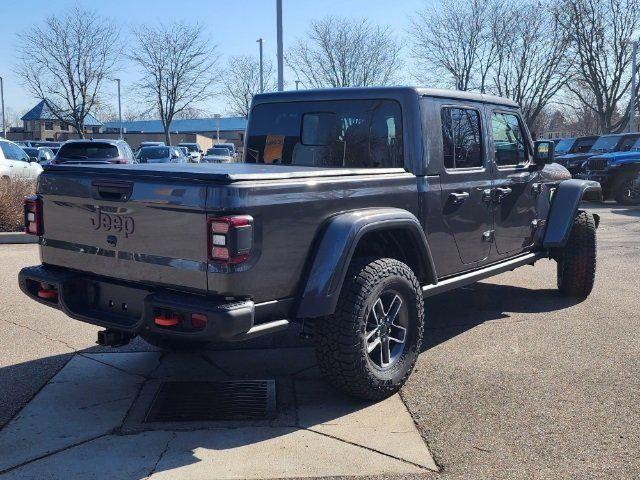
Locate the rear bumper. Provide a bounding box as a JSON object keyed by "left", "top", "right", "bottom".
{"left": 18, "top": 265, "right": 273, "bottom": 342}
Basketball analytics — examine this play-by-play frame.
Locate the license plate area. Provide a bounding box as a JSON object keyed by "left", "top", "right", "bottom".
{"left": 63, "top": 278, "right": 149, "bottom": 328}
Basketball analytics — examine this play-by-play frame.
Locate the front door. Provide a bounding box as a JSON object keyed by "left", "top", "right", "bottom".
{"left": 489, "top": 110, "right": 539, "bottom": 256}
{"left": 439, "top": 103, "right": 493, "bottom": 268}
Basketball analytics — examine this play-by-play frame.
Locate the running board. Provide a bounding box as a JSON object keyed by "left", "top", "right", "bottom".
{"left": 422, "top": 252, "right": 546, "bottom": 298}
{"left": 228, "top": 319, "right": 290, "bottom": 342}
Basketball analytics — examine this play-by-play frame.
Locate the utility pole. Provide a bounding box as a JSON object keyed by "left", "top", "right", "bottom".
{"left": 115, "top": 78, "right": 123, "bottom": 139}
{"left": 295, "top": 80, "right": 301, "bottom": 90}
{"left": 631, "top": 41, "right": 638, "bottom": 133}
{"left": 276, "top": 0, "right": 284, "bottom": 91}
{"left": 257, "top": 38, "right": 264, "bottom": 93}
{"left": 0, "top": 76, "right": 5, "bottom": 138}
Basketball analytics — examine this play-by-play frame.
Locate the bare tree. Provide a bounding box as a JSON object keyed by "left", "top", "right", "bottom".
{"left": 410, "top": 0, "right": 501, "bottom": 92}
{"left": 130, "top": 22, "right": 219, "bottom": 145}
{"left": 286, "top": 17, "right": 402, "bottom": 88}
{"left": 16, "top": 7, "right": 119, "bottom": 137}
{"left": 491, "top": 1, "right": 572, "bottom": 127}
{"left": 557, "top": 0, "right": 640, "bottom": 133}
{"left": 221, "top": 55, "right": 276, "bottom": 118}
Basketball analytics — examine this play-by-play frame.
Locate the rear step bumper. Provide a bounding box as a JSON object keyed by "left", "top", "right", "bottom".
{"left": 18, "top": 265, "right": 289, "bottom": 343}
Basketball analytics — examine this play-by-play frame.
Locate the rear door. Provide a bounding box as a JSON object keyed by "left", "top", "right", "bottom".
{"left": 437, "top": 101, "right": 493, "bottom": 268}
{"left": 488, "top": 109, "right": 539, "bottom": 256}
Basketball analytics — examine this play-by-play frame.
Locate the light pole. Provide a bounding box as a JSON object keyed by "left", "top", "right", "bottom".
{"left": 256, "top": 38, "right": 264, "bottom": 93}
{"left": 295, "top": 80, "right": 301, "bottom": 91}
{"left": 276, "top": 0, "right": 283, "bottom": 91}
{"left": 0, "top": 76, "right": 5, "bottom": 138}
{"left": 214, "top": 113, "right": 221, "bottom": 141}
{"left": 115, "top": 78, "right": 123, "bottom": 139}
{"left": 631, "top": 40, "right": 638, "bottom": 133}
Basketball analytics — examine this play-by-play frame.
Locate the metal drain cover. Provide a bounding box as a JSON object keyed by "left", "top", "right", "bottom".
{"left": 145, "top": 380, "right": 276, "bottom": 422}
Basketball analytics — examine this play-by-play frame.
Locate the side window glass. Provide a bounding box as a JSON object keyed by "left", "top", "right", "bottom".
{"left": 492, "top": 112, "right": 527, "bottom": 166}
{"left": 441, "top": 107, "right": 483, "bottom": 169}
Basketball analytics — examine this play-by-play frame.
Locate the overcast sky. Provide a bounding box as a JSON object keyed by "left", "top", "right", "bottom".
{"left": 0, "top": 0, "right": 426, "bottom": 120}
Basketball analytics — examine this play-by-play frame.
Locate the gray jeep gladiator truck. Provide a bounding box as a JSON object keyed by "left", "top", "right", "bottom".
{"left": 19, "top": 87, "right": 601, "bottom": 400}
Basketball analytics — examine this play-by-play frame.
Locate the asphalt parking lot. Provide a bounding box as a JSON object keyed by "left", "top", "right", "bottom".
{"left": 0, "top": 203, "right": 638, "bottom": 479}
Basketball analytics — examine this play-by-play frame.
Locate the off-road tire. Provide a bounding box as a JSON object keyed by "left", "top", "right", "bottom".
{"left": 140, "top": 332, "right": 209, "bottom": 351}
{"left": 556, "top": 210, "right": 597, "bottom": 298}
{"left": 314, "top": 257, "right": 424, "bottom": 401}
{"left": 613, "top": 172, "right": 640, "bottom": 206}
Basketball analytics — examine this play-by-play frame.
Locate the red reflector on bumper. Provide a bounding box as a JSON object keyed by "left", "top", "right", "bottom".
{"left": 154, "top": 315, "right": 181, "bottom": 327}
{"left": 37, "top": 289, "right": 58, "bottom": 300}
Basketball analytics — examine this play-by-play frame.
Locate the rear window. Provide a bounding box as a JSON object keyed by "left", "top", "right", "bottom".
{"left": 57, "top": 143, "right": 119, "bottom": 160}
{"left": 138, "top": 147, "right": 170, "bottom": 162}
{"left": 245, "top": 99, "right": 403, "bottom": 168}
{"left": 180, "top": 144, "right": 199, "bottom": 152}
{"left": 207, "top": 148, "right": 229, "bottom": 156}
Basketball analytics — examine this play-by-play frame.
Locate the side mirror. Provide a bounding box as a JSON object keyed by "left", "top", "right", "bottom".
{"left": 29, "top": 156, "right": 38, "bottom": 162}
{"left": 199, "top": 150, "right": 203, "bottom": 154}
{"left": 534, "top": 140, "right": 554, "bottom": 166}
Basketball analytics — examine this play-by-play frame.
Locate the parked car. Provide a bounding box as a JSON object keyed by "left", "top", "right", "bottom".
{"left": 136, "top": 146, "right": 188, "bottom": 164}
{"left": 22, "top": 147, "right": 56, "bottom": 165}
{"left": 19, "top": 87, "right": 600, "bottom": 400}
{"left": 177, "top": 142, "right": 203, "bottom": 162}
{"left": 555, "top": 133, "right": 640, "bottom": 176}
{"left": 577, "top": 136, "right": 640, "bottom": 205}
{"left": 51, "top": 139, "right": 136, "bottom": 165}
{"left": 0, "top": 139, "right": 43, "bottom": 180}
{"left": 553, "top": 136, "right": 599, "bottom": 160}
{"left": 213, "top": 142, "right": 237, "bottom": 158}
{"left": 202, "top": 147, "right": 233, "bottom": 163}
{"left": 33, "top": 141, "right": 62, "bottom": 149}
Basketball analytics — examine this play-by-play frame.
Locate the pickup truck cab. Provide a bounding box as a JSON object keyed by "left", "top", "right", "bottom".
{"left": 577, "top": 137, "right": 640, "bottom": 205}
{"left": 19, "top": 87, "right": 601, "bottom": 400}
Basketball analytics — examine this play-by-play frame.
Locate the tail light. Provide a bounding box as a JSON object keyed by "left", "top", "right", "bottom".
{"left": 24, "top": 195, "right": 43, "bottom": 236}
{"left": 207, "top": 215, "right": 253, "bottom": 264}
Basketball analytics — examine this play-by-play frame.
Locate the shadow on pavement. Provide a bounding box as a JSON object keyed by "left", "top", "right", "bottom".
{"left": 422, "top": 282, "right": 582, "bottom": 351}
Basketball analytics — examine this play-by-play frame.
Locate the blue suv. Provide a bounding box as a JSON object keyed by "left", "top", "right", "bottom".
{"left": 578, "top": 136, "right": 640, "bottom": 205}
{"left": 555, "top": 133, "right": 640, "bottom": 177}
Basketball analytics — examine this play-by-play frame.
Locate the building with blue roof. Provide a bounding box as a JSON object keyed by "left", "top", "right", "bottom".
{"left": 103, "top": 117, "right": 247, "bottom": 135}
{"left": 19, "top": 99, "right": 103, "bottom": 141}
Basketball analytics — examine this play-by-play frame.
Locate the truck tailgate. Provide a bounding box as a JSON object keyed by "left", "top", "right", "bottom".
{"left": 38, "top": 172, "right": 208, "bottom": 292}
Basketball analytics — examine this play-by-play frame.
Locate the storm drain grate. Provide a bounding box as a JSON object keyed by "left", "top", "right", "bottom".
{"left": 144, "top": 380, "right": 276, "bottom": 422}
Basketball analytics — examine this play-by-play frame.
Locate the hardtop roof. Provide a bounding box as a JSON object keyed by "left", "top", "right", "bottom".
{"left": 252, "top": 86, "right": 519, "bottom": 108}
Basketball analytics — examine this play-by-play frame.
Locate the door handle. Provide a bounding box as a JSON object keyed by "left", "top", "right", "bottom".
{"left": 495, "top": 187, "right": 513, "bottom": 197}
{"left": 448, "top": 191, "right": 470, "bottom": 204}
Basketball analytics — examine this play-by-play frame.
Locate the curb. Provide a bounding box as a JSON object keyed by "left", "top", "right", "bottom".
{"left": 0, "top": 232, "right": 38, "bottom": 244}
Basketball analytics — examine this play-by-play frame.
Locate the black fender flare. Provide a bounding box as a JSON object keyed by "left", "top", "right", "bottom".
{"left": 294, "top": 208, "right": 436, "bottom": 319}
{"left": 543, "top": 179, "right": 601, "bottom": 248}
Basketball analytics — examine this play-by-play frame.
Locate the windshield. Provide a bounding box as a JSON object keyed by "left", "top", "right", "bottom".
{"left": 554, "top": 138, "right": 574, "bottom": 155}
{"left": 138, "top": 147, "right": 170, "bottom": 162}
{"left": 181, "top": 144, "right": 199, "bottom": 152}
{"left": 245, "top": 99, "right": 403, "bottom": 168}
{"left": 57, "top": 143, "right": 119, "bottom": 160}
{"left": 589, "top": 136, "right": 621, "bottom": 153}
{"left": 207, "top": 148, "right": 228, "bottom": 156}
{"left": 618, "top": 135, "right": 640, "bottom": 151}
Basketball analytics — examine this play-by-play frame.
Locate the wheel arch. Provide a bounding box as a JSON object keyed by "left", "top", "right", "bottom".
{"left": 543, "top": 179, "right": 601, "bottom": 248}
{"left": 294, "top": 208, "right": 436, "bottom": 319}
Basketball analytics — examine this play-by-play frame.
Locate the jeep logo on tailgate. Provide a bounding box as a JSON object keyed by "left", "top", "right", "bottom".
{"left": 90, "top": 208, "right": 135, "bottom": 238}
